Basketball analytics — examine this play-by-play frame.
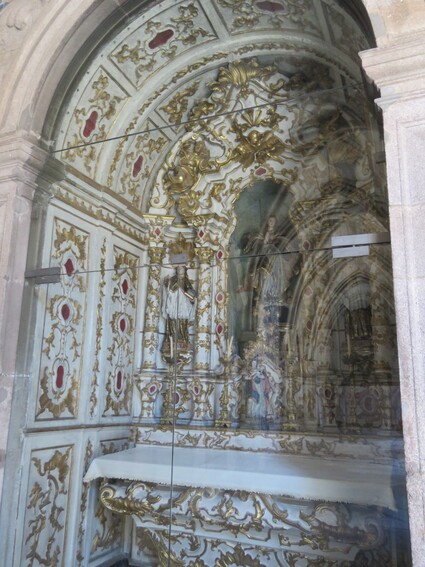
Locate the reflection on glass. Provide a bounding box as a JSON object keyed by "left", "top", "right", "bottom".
{"left": 83, "top": 24, "right": 410, "bottom": 567}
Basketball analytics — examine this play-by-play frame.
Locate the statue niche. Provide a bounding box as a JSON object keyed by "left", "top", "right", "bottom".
{"left": 228, "top": 181, "right": 299, "bottom": 430}
{"left": 242, "top": 214, "right": 291, "bottom": 328}
{"left": 161, "top": 265, "right": 196, "bottom": 366}
{"left": 160, "top": 234, "right": 197, "bottom": 367}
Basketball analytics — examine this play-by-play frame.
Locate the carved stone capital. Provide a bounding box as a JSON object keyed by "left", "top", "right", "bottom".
{"left": 148, "top": 246, "right": 165, "bottom": 265}
{"left": 195, "top": 246, "right": 214, "bottom": 264}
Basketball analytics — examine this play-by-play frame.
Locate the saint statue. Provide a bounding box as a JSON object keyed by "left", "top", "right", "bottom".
{"left": 246, "top": 357, "right": 280, "bottom": 428}
{"left": 242, "top": 215, "right": 291, "bottom": 324}
{"left": 161, "top": 265, "right": 196, "bottom": 364}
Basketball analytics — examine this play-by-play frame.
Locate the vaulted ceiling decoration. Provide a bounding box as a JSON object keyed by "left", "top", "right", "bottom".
{"left": 53, "top": 0, "right": 374, "bottom": 215}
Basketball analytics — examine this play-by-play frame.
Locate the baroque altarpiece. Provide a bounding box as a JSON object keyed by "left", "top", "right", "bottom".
{"left": 84, "top": 59, "right": 408, "bottom": 565}
{"left": 8, "top": 1, "right": 411, "bottom": 566}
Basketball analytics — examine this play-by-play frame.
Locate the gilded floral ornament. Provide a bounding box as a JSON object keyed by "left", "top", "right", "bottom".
{"left": 227, "top": 128, "right": 288, "bottom": 169}
{"left": 210, "top": 59, "right": 285, "bottom": 99}
{"left": 215, "top": 545, "right": 266, "bottom": 567}
{"left": 24, "top": 447, "right": 72, "bottom": 566}
{"left": 153, "top": 59, "right": 302, "bottom": 220}
{"left": 164, "top": 138, "right": 214, "bottom": 195}
{"left": 111, "top": 2, "right": 215, "bottom": 88}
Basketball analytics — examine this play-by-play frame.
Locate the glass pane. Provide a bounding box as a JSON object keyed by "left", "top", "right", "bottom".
{"left": 159, "top": 106, "right": 411, "bottom": 567}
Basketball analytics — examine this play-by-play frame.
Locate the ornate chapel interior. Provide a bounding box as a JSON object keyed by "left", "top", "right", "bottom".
{"left": 0, "top": 0, "right": 416, "bottom": 566}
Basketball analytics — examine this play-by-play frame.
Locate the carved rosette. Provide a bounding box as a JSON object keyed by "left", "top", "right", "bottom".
{"left": 36, "top": 220, "right": 88, "bottom": 420}
{"left": 103, "top": 249, "right": 138, "bottom": 416}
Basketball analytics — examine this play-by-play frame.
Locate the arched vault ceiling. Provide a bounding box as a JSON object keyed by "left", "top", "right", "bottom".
{"left": 53, "top": 0, "right": 373, "bottom": 212}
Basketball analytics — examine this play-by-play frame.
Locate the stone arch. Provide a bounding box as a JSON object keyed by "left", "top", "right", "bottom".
{"left": 0, "top": 0, "right": 422, "bottom": 565}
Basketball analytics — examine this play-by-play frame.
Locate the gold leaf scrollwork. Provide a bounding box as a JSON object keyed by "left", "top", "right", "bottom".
{"left": 25, "top": 447, "right": 72, "bottom": 566}
{"left": 37, "top": 367, "right": 79, "bottom": 418}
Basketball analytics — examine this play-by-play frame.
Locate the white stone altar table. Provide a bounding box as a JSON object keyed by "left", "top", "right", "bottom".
{"left": 85, "top": 444, "right": 398, "bottom": 508}
{"left": 85, "top": 440, "right": 408, "bottom": 565}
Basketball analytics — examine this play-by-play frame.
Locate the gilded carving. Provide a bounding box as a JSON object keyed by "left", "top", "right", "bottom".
{"left": 160, "top": 79, "right": 201, "bottom": 125}
{"left": 24, "top": 447, "right": 73, "bottom": 566}
{"left": 99, "top": 479, "right": 388, "bottom": 565}
{"left": 104, "top": 250, "right": 138, "bottom": 416}
{"left": 36, "top": 220, "right": 88, "bottom": 420}
{"left": 119, "top": 126, "right": 168, "bottom": 205}
{"left": 148, "top": 246, "right": 166, "bottom": 265}
{"left": 77, "top": 440, "right": 94, "bottom": 566}
{"left": 111, "top": 2, "right": 215, "bottom": 88}
{"left": 216, "top": 0, "right": 317, "bottom": 33}
{"left": 90, "top": 238, "right": 106, "bottom": 417}
{"left": 63, "top": 70, "right": 126, "bottom": 175}
{"left": 91, "top": 440, "right": 128, "bottom": 556}
{"left": 154, "top": 59, "right": 304, "bottom": 220}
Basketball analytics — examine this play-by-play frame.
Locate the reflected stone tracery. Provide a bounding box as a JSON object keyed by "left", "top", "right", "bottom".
{"left": 16, "top": 0, "right": 411, "bottom": 565}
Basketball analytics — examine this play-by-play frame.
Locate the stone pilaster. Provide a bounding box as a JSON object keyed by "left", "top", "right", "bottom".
{"left": 362, "top": 32, "right": 425, "bottom": 565}
{"left": 194, "top": 246, "right": 214, "bottom": 372}
{"left": 141, "top": 246, "right": 166, "bottom": 371}
{"left": 0, "top": 133, "right": 63, "bottom": 507}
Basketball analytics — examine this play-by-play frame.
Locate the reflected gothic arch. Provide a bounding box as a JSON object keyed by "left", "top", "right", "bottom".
{"left": 0, "top": 0, "right": 424, "bottom": 564}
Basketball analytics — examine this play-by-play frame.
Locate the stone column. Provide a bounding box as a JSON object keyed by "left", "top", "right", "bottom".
{"left": 141, "top": 246, "right": 165, "bottom": 371}
{"left": 194, "top": 245, "right": 214, "bottom": 372}
{"left": 0, "top": 134, "right": 62, "bottom": 507}
{"left": 362, "top": 33, "right": 425, "bottom": 565}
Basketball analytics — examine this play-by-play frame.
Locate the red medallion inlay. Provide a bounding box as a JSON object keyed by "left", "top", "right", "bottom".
{"left": 306, "top": 319, "right": 313, "bottom": 331}
{"left": 83, "top": 110, "right": 98, "bottom": 138}
{"left": 216, "top": 293, "right": 223, "bottom": 302}
{"left": 149, "top": 385, "right": 157, "bottom": 395}
{"left": 116, "top": 371, "right": 123, "bottom": 390}
{"left": 154, "top": 228, "right": 161, "bottom": 236}
{"left": 193, "top": 386, "right": 200, "bottom": 395}
{"left": 256, "top": 1, "right": 285, "bottom": 12}
{"left": 64, "top": 258, "right": 75, "bottom": 276}
{"left": 132, "top": 155, "right": 144, "bottom": 178}
{"left": 303, "top": 241, "right": 311, "bottom": 250}
{"left": 217, "top": 323, "right": 224, "bottom": 334}
{"left": 255, "top": 167, "right": 267, "bottom": 176}
{"left": 120, "top": 318, "right": 126, "bottom": 332}
{"left": 217, "top": 250, "right": 223, "bottom": 259}
{"left": 56, "top": 365, "right": 64, "bottom": 389}
{"left": 122, "top": 279, "right": 129, "bottom": 295}
{"left": 174, "top": 392, "right": 180, "bottom": 404}
{"left": 199, "top": 230, "right": 205, "bottom": 238}
{"left": 149, "top": 29, "right": 174, "bottom": 50}
{"left": 61, "top": 304, "right": 70, "bottom": 321}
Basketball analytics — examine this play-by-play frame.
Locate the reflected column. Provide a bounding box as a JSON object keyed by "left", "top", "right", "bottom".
{"left": 370, "top": 248, "right": 396, "bottom": 430}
